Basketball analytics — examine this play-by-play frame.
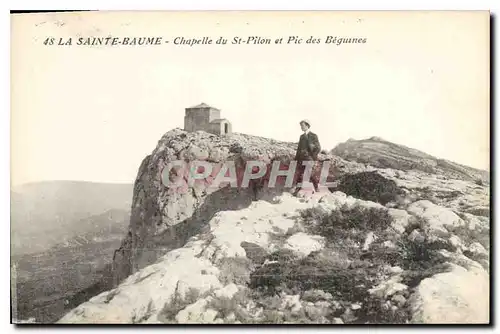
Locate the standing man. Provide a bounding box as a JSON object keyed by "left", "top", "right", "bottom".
{"left": 294, "top": 119, "right": 321, "bottom": 194}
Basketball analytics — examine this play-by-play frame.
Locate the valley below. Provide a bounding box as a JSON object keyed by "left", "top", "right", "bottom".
{"left": 10, "top": 182, "right": 133, "bottom": 323}
{"left": 12, "top": 209, "right": 129, "bottom": 323}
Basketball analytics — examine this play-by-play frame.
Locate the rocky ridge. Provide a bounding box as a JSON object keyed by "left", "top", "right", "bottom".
{"left": 332, "top": 137, "right": 489, "bottom": 184}
{"left": 57, "top": 129, "right": 490, "bottom": 324}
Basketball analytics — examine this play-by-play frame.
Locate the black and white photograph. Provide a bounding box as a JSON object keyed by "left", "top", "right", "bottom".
{"left": 10, "top": 10, "right": 491, "bottom": 325}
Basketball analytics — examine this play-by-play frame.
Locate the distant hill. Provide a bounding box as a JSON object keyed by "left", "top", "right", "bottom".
{"left": 11, "top": 181, "right": 134, "bottom": 256}
{"left": 12, "top": 209, "right": 130, "bottom": 323}
{"left": 331, "top": 137, "right": 489, "bottom": 184}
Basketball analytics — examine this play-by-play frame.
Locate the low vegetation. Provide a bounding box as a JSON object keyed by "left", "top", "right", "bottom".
{"left": 153, "top": 202, "right": 488, "bottom": 324}
{"left": 330, "top": 171, "right": 403, "bottom": 205}
{"left": 246, "top": 205, "right": 451, "bottom": 324}
{"left": 157, "top": 287, "right": 205, "bottom": 323}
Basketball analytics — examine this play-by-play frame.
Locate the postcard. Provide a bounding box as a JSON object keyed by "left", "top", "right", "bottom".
{"left": 10, "top": 10, "right": 490, "bottom": 324}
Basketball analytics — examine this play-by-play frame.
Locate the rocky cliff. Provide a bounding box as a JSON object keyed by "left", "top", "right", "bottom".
{"left": 110, "top": 129, "right": 364, "bottom": 286}
{"left": 57, "top": 129, "right": 490, "bottom": 324}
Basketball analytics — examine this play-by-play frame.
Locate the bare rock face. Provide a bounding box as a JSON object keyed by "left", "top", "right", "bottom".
{"left": 111, "top": 129, "right": 365, "bottom": 285}
{"left": 408, "top": 263, "right": 489, "bottom": 324}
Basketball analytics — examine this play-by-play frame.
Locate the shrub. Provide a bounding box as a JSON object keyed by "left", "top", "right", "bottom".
{"left": 396, "top": 237, "right": 449, "bottom": 270}
{"left": 330, "top": 171, "right": 403, "bottom": 205}
{"left": 207, "top": 295, "right": 240, "bottom": 320}
{"left": 300, "top": 205, "right": 394, "bottom": 248}
{"left": 240, "top": 242, "right": 269, "bottom": 265}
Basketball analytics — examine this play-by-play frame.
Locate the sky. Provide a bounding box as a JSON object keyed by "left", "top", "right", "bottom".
{"left": 10, "top": 11, "right": 490, "bottom": 186}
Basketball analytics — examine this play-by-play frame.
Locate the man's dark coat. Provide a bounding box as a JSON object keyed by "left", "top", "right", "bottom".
{"left": 295, "top": 131, "right": 321, "bottom": 161}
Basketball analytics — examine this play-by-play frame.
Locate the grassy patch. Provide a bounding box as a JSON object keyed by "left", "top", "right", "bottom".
{"left": 301, "top": 204, "right": 394, "bottom": 234}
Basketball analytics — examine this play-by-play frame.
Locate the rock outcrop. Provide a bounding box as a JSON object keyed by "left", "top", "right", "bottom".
{"left": 58, "top": 129, "right": 490, "bottom": 324}
{"left": 109, "top": 129, "right": 363, "bottom": 283}
{"left": 110, "top": 129, "right": 366, "bottom": 286}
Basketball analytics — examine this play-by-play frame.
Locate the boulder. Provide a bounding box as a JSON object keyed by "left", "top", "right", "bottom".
{"left": 407, "top": 200, "right": 465, "bottom": 234}
{"left": 409, "top": 264, "right": 489, "bottom": 324}
{"left": 284, "top": 232, "right": 326, "bottom": 258}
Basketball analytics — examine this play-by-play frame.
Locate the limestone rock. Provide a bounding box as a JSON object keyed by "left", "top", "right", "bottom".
{"left": 407, "top": 200, "right": 465, "bottom": 234}
{"left": 284, "top": 232, "right": 326, "bottom": 258}
{"left": 368, "top": 275, "right": 408, "bottom": 299}
{"left": 409, "top": 264, "right": 489, "bottom": 324}
{"left": 387, "top": 208, "right": 411, "bottom": 234}
{"left": 281, "top": 295, "right": 302, "bottom": 313}
{"left": 467, "top": 242, "right": 488, "bottom": 258}
{"left": 176, "top": 299, "right": 218, "bottom": 323}
{"left": 213, "top": 284, "right": 240, "bottom": 300}
{"left": 448, "top": 235, "right": 464, "bottom": 252}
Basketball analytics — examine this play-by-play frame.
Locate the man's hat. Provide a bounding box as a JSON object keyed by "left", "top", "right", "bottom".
{"left": 300, "top": 119, "right": 311, "bottom": 127}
